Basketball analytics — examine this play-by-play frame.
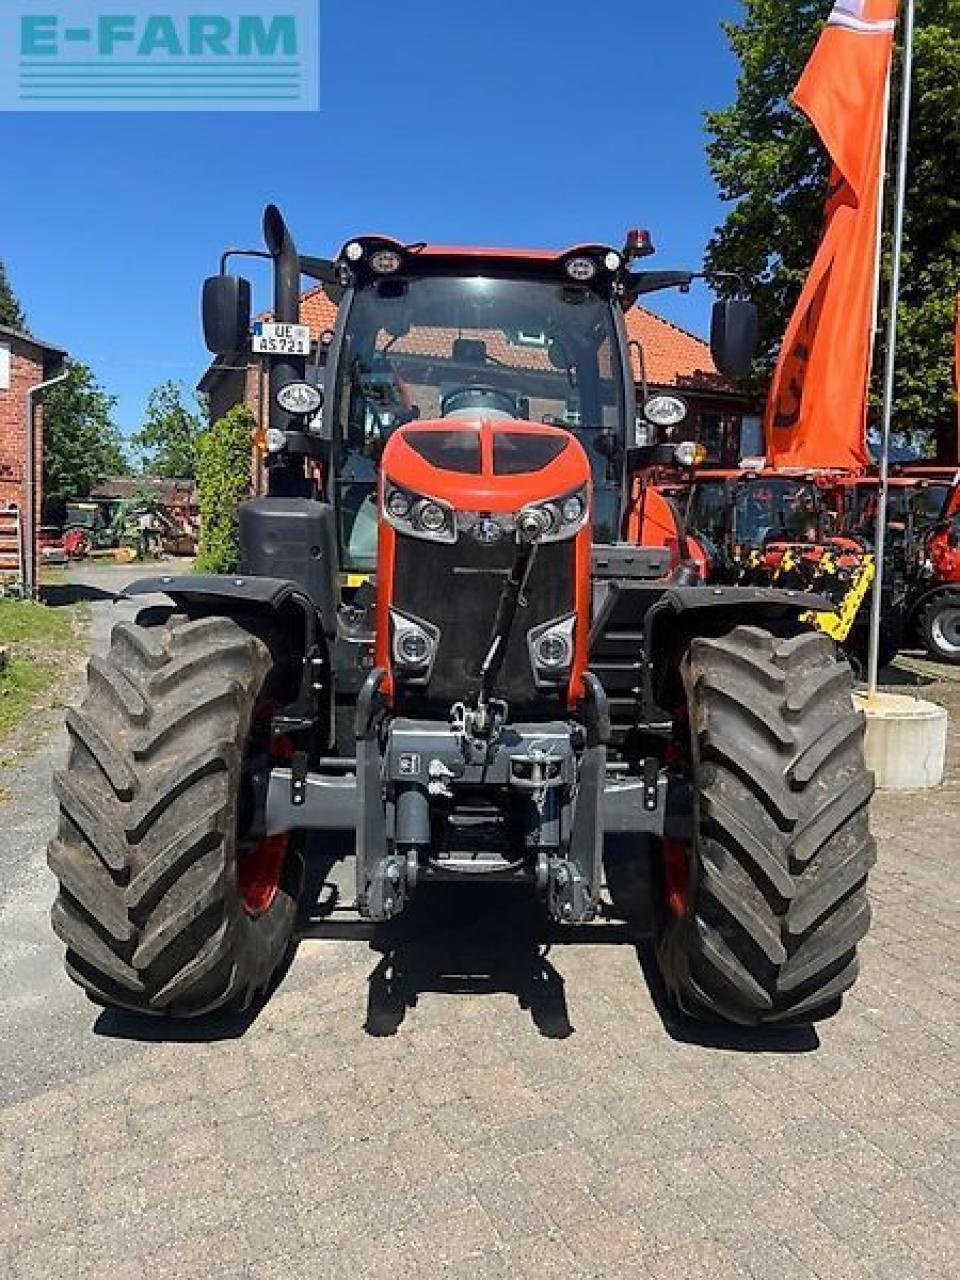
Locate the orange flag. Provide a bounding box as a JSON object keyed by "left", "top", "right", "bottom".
{"left": 766, "top": 0, "right": 899, "bottom": 470}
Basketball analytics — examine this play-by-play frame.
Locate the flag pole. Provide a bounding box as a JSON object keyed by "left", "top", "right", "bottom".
{"left": 867, "top": 0, "right": 916, "bottom": 696}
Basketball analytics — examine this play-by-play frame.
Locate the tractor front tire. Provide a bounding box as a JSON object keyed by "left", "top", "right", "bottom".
{"left": 656, "top": 627, "right": 875, "bottom": 1026}
{"left": 49, "top": 613, "right": 302, "bottom": 1018}
{"left": 920, "top": 594, "right": 960, "bottom": 666}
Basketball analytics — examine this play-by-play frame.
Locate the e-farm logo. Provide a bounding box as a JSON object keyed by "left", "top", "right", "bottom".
{"left": 2, "top": 1, "right": 318, "bottom": 111}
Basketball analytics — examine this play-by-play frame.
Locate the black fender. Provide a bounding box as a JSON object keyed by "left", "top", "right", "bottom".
{"left": 643, "top": 583, "right": 834, "bottom": 715}
{"left": 122, "top": 573, "right": 322, "bottom": 652}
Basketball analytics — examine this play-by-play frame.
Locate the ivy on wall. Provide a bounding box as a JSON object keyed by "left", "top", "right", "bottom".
{"left": 194, "top": 405, "right": 254, "bottom": 573}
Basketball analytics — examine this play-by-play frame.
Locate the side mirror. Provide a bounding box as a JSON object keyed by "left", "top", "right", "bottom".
{"left": 202, "top": 275, "right": 251, "bottom": 355}
{"left": 710, "top": 299, "right": 759, "bottom": 380}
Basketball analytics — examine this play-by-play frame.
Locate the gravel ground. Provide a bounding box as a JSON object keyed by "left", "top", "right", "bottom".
{"left": 1, "top": 562, "right": 958, "bottom": 1279}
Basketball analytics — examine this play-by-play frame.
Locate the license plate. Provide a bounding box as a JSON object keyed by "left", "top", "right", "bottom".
{"left": 251, "top": 322, "right": 312, "bottom": 356}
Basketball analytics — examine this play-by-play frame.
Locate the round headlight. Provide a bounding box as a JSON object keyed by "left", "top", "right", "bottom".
{"left": 566, "top": 256, "right": 598, "bottom": 282}
{"left": 397, "top": 629, "right": 431, "bottom": 666}
{"left": 416, "top": 501, "right": 448, "bottom": 534}
{"left": 603, "top": 251, "right": 622, "bottom": 272}
{"left": 345, "top": 241, "right": 364, "bottom": 262}
{"left": 535, "top": 631, "right": 573, "bottom": 669}
{"left": 561, "top": 495, "right": 585, "bottom": 524}
{"left": 387, "top": 488, "right": 412, "bottom": 519}
{"left": 370, "top": 249, "right": 402, "bottom": 275}
{"left": 265, "top": 428, "right": 286, "bottom": 453}
{"left": 276, "top": 381, "right": 323, "bottom": 415}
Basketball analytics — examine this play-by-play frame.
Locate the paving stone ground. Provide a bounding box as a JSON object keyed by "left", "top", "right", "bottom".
{"left": 1, "top": 570, "right": 958, "bottom": 1279}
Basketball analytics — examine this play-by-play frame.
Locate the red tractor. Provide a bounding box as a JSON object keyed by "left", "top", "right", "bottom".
{"left": 837, "top": 472, "right": 960, "bottom": 665}
{"left": 48, "top": 208, "right": 875, "bottom": 1029}
{"left": 675, "top": 468, "right": 888, "bottom": 669}
{"left": 916, "top": 478, "right": 960, "bottom": 662}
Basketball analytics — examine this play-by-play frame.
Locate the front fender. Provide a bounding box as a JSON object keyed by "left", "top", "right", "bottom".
{"left": 644, "top": 583, "right": 835, "bottom": 714}
{"left": 122, "top": 573, "right": 321, "bottom": 650}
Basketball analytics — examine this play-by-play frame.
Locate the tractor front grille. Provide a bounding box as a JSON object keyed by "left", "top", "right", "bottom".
{"left": 392, "top": 532, "right": 575, "bottom": 716}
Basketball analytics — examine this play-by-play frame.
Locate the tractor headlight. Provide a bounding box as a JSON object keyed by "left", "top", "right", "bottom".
{"left": 416, "top": 500, "right": 448, "bottom": 535}
{"left": 386, "top": 488, "right": 413, "bottom": 519}
{"left": 370, "top": 248, "right": 402, "bottom": 275}
{"left": 528, "top": 615, "right": 576, "bottom": 684}
{"left": 561, "top": 494, "right": 585, "bottom": 524}
{"left": 565, "top": 256, "right": 598, "bottom": 282}
{"left": 383, "top": 481, "right": 456, "bottom": 543}
{"left": 517, "top": 485, "right": 589, "bottom": 544}
{"left": 390, "top": 609, "right": 439, "bottom": 681}
{"left": 276, "top": 381, "right": 323, "bottom": 416}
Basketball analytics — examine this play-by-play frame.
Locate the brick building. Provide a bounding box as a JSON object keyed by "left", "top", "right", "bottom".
{"left": 200, "top": 289, "right": 759, "bottom": 477}
{"left": 0, "top": 325, "right": 67, "bottom": 585}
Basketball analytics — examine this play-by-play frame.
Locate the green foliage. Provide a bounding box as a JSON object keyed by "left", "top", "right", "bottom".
{"left": 42, "top": 362, "right": 129, "bottom": 523}
{"left": 132, "top": 381, "right": 207, "bottom": 479}
{"left": 705, "top": 0, "right": 960, "bottom": 450}
{"left": 0, "top": 599, "right": 88, "bottom": 739}
{"left": 0, "top": 259, "right": 26, "bottom": 331}
{"left": 194, "top": 404, "right": 254, "bottom": 574}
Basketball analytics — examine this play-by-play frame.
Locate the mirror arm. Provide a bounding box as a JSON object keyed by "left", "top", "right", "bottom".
{"left": 219, "top": 247, "right": 272, "bottom": 276}
{"left": 625, "top": 269, "right": 750, "bottom": 301}
{"left": 626, "top": 270, "right": 697, "bottom": 298}
{"left": 299, "top": 255, "right": 339, "bottom": 285}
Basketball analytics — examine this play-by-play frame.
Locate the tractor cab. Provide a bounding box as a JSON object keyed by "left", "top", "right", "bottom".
{"left": 323, "top": 239, "right": 638, "bottom": 570}
{"left": 683, "top": 470, "right": 840, "bottom": 567}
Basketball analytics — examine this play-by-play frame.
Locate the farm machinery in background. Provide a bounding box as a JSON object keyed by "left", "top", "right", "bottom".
{"left": 61, "top": 488, "right": 198, "bottom": 561}
{"left": 646, "top": 441, "right": 960, "bottom": 670}
{"left": 673, "top": 468, "right": 893, "bottom": 671}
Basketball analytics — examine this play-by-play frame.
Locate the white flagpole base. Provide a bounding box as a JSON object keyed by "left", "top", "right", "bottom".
{"left": 853, "top": 691, "right": 948, "bottom": 791}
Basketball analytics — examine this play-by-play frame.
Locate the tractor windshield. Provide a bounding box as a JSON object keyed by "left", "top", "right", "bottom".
{"left": 332, "top": 274, "right": 626, "bottom": 569}
{"left": 732, "top": 479, "right": 826, "bottom": 548}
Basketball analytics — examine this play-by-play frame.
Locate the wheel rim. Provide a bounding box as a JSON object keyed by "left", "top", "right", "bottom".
{"left": 237, "top": 699, "right": 294, "bottom": 917}
{"left": 238, "top": 833, "right": 290, "bottom": 916}
{"left": 662, "top": 838, "right": 692, "bottom": 917}
{"left": 931, "top": 606, "right": 960, "bottom": 656}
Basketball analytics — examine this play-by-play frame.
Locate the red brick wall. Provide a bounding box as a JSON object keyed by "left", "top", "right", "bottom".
{"left": 0, "top": 343, "right": 44, "bottom": 581}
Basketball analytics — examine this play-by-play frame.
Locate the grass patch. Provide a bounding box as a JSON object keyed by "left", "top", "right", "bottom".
{"left": 0, "top": 658, "right": 54, "bottom": 738}
{"left": 0, "top": 598, "right": 81, "bottom": 649}
{"left": 0, "top": 599, "right": 89, "bottom": 742}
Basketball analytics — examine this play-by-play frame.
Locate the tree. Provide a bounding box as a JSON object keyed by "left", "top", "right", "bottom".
{"left": 194, "top": 404, "right": 254, "bottom": 573}
{"left": 42, "top": 363, "right": 129, "bottom": 522}
{"left": 133, "top": 381, "right": 206, "bottom": 479}
{"left": 0, "top": 259, "right": 27, "bottom": 331}
{"left": 705, "top": 0, "right": 960, "bottom": 452}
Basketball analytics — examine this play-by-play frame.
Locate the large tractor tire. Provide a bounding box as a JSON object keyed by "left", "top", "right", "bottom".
{"left": 920, "top": 593, "right": 960, "bottom": 666}
{"left": 655, "top": 627, "right": 875, "bottom": 1026}
{"left": 49, "top": 613, "right": 303, "bottom": 1018}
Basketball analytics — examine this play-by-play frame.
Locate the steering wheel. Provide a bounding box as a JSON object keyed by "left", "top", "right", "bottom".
{"left": 441, "top": 385, "right": 518, "bottom": 421}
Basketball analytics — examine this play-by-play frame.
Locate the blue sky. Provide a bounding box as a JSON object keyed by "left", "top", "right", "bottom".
{"left": 2, "top": 0, "right": 741, "bottom": 438}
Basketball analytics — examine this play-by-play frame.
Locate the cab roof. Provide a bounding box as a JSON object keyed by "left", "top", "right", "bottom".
{"left": 336, "top": 236, "right": 619, "bottom": 267}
